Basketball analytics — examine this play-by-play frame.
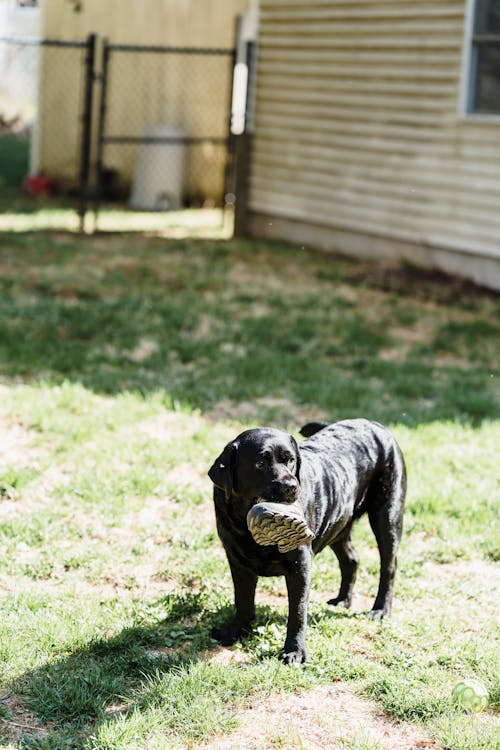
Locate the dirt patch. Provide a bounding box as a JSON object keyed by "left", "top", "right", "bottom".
{"left": 138, "top": 411, "right": 208, "bottom": 442}
{"left": 198, "top": 683, "right": 439, "bottom": 750}
{"left": 379, "top": 323, "right": 431, "bottom": 362}
{"left": 418, "top": 559, "right": 500, "bottom": 619}
{"left": 0, "top": 416, "right": 67, "bottom": 520}
{"left": 125, "top": 337, "right": 159, "bottom": 362}
{"left": 163, "top": 463, "right": 208, "bottom": 493}
{"left": 0, "top": 417, "right": 43, "bottom": 469}
{"left": 225, "top": 259, "right": 320, "bottom": 297}
{"left": 0, "top": 693, "right": 55, "bottom": 746}
{"left": 203, "top": 644, "right": 253, "bottom": 666}
{"left": 0, "top": 462, "right": 70, "bottom": 521}
{"left": 343, "top": 260, "right": 499, "bottom": 304}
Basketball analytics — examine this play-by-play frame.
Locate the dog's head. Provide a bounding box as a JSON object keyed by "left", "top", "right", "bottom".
{"left": 208, "top": 428, "right": 301, "bottom": 515}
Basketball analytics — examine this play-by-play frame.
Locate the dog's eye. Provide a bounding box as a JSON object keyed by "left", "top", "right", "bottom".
{"left": 255, "top": 460, "right": 265, "bottom": 469}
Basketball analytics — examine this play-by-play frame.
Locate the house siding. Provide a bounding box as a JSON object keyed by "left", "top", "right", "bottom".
{"left": 248, "top": 0, "right": 500, "bottom": 288}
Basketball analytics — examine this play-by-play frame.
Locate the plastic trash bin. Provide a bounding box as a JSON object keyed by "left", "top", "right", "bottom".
{"left": 129, "top": 124, "right": 185, "bottom": 210}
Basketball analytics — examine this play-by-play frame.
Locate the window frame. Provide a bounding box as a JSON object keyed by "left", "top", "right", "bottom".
{"left": 461, "top": 0, "right": 500, "bottom": 119}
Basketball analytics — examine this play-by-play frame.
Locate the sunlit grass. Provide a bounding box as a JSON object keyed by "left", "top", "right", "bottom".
{"left": 0, "top": 206, "right": 231, "bottom": 238}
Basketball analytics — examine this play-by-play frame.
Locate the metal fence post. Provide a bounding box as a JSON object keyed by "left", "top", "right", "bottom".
{"left": 78, "top": 32, "right": 96, "bottom": 232}
{"left": 222, "top": 18, "right": 240, "bottom": 229}
{"left": 233, "top": 40, "right": 254, "bottom": 238}
{"left": 94, "top": 37, "right": 110, "bottom": 230}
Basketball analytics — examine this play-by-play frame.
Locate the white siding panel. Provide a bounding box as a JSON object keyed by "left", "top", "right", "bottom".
{"left": 249, "top": 0, "right": 500, "bottom": 271}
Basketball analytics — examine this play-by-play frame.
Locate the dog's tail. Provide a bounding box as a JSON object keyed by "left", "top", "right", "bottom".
{"left": 299, "top": 421, "right": 328, "bottom": 438}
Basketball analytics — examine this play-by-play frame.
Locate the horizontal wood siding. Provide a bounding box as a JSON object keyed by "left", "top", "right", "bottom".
{"left": 249, "top": 0, "right": 500, "bottom": 265}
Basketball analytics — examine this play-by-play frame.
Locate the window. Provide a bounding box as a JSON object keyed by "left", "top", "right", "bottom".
{"left": 468, "top": 0, "right": 500, "bottom": 114}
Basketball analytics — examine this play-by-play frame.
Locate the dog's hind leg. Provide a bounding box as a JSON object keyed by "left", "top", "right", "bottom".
{"left": 367, "top": 453, "right": 406, "bottom": 619}
{"left": 327, "top": 529, "right": 359, "bottom": 609}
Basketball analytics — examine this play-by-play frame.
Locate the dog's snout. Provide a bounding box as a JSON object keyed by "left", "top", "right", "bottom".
{"left": 273, "top": 477, "right": 298, "bottom": 501}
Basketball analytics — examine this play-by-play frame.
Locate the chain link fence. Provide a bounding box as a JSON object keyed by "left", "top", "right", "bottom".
{"left": 0, "top": 34, "right": 239, "bottom": 231}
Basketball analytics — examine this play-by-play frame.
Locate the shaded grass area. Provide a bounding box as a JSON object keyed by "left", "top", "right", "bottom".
{"left": 0, "top": 231, "right": 499, "bottom": 749}
{"left": 0, "top": 231, "right": 498, "bottom": 425}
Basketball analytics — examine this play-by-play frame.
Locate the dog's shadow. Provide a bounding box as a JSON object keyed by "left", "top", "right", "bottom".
{"left": 3, "top": 592, "right": 234, "bottom": 749}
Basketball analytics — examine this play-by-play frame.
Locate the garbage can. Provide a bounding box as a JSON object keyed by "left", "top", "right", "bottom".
{"left": 129, "top": 124, "right": 185, "bottom": 210}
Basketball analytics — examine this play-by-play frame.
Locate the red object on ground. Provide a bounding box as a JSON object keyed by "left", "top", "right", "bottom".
{"left": 23, "top": 174, "right": 54, "bottom": 195}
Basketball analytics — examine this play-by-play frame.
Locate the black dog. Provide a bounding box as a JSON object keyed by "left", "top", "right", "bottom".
{"left": 208, "top": 419, "right": 406, "bottom": 664}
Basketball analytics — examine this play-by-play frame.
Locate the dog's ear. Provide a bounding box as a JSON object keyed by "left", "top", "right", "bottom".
{"left": 290, "top": 434, "right": 301, "bottom": 482}
{"left": 208, "top": 440, "right": 239, "bottom": 501}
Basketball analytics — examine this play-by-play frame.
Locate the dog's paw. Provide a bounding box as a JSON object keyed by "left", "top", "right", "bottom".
{"left": 367, "top": 608, "right": 390, "bottom": 622}
{"left": 210, "top": 625, "right": 239, "bottom": 646}
{"left": 279, "top": 645, "right": 308, "bottom": 665}
{"left": 327, "top": 596, "right": 352, "bottom": 609}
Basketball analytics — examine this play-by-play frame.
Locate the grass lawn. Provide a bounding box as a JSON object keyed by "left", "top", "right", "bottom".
{"left": 0, "top": 228, "right": 498, "bottom": 749}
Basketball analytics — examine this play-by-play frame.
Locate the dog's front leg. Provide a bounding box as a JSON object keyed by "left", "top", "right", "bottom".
{"left": 212, "top": 559, "right": 257, "bottom": 646}
{"left": 281, "top": 547, "right": 312, "bottom": 664}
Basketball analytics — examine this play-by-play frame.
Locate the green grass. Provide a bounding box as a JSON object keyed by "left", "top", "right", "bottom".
{"left": 0, "top": 232, "right": 498, "bottom": 425}
{"left": 0, "top": 230, "right": 499, "bottom": 749}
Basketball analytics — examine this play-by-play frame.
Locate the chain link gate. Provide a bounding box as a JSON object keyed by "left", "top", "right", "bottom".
{"left": 92, "top": 40, "right": 237, "bottom": 229}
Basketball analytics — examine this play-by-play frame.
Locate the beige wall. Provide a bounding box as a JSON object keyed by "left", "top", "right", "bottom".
{"left": 35, "top": 0, "right": 249, "bottom": 200}
{"left": 42, "top": 0, "right": 246, "bottom": 47}
{"left": 248, "top": 0, "right": 500, "bottom": 289}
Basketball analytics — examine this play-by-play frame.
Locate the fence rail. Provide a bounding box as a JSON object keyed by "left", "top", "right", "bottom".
{"left": 0, "top": 36, "right": 88, "bottom": 48}
{"left": 106, "top": 43, "right": 235, "bottom": 55}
